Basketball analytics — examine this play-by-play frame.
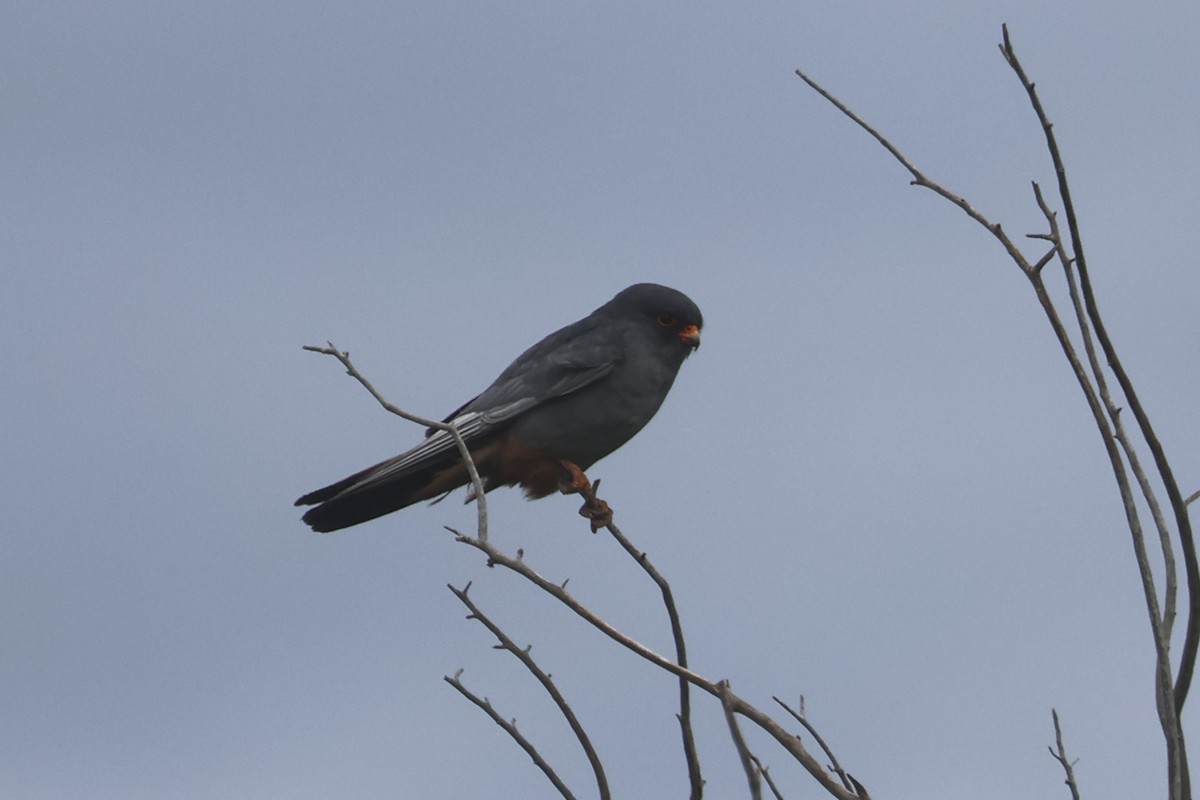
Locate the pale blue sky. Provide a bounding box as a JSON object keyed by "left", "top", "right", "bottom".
{"left": 3, "top": 1, "right": 1197, "bottom": 798}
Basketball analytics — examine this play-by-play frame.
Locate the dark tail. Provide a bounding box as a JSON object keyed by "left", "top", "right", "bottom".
{"left": 295, "top": 453, "right": 469, "bottom": 533}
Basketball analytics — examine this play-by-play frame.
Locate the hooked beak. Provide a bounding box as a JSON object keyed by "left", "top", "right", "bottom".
{"left": 677, "top": 323, "right": 701, "bottom": 350}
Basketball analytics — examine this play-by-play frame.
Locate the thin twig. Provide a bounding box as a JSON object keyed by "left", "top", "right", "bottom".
{"left": 750, "top": 755, "right": 787, "bottom": 800}
{"left": 719, "top": 681, "right": 762, "bottom": 800}
{"left": 450, "top": 530, "right": 704, "bottom": 682}
{"left": 792, "top": 68, "right": 1033, "bottom": 273}
{"left": 1001, "top": 23, "right": 1198, "bottom": 714}
{"left": 449, "top": 530, "right": 861, "bottom": 800}
{"left": 998, "top": 26, "right": 1190, "bottom": 798}
{"left": 449, "top": 583, "right": 610, "bottom": 800}
{"left": 1032, "top": 183, "right": 1177, "bottom": 637}
{"left": 797, "top": 26, "right": 1191, "bottom": 799}
{"left": 772, "top": 697, "right": 854, "bottom": 793}
{"left": 578, "top": 476, "right": 703, "bottom": 799}
{"left": 1019, "top": 200, "right": 1177, "bottom": 768}
{"left": 444, "top": 670, "right": 577, "bottom": 800}
{"left": 1048, "top": 709, "right": 1082, "bottom": 800}
{"left": 302, "top": 343, "right": 489, "bottom": 541}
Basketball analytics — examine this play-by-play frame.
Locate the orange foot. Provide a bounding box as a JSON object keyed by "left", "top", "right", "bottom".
{"left": 558, "top": 460, "right": 590, "bottom": 495}
{"left": 558, "top": 461, "right": 613, "bottom": 532}
{"left": 577, "top": 497, "right": 613, "bottom": 533}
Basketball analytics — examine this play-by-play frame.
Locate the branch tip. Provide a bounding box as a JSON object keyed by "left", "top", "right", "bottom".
{"left": 303, "top": 343, "right": 490, "bottom": 540}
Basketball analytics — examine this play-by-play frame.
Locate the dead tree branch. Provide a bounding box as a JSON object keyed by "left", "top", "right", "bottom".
{"left": 302, "top": 343, "right": 489, "bottom": 540}
{"left": 998, "top": 26, "right": 1199, "bottom": 716}
{"left": 449, "top": 524, "right": 863, "bottom": 800}
{"left": 1049, "top": 709, "right": 1082, "bottom": 800}
{"left": 444, "top": 670, "right": 578, "bottom": 800}
{"left": 572, "top": 475, "right": 704, "bottom": 799}
{"left": 795, "top": 23, "right": 1191, "bottom": 800}
{"left": 720, "top": 680, "right": 763, "bottom": 800}
{"left": 750, "top": 755, "right": 787, "bottom": 800}
{"left": 1031, "top": 184, "right": 1179, "bottom": 639}
{"left": 448, "top": 582, "right": 610, "bottom": 800}
{"left": 773, "top": 697, "right": 855, "bottom": 794}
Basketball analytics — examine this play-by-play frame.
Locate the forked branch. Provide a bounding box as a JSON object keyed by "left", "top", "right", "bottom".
{"left": 1049, "top": 709, "right": 1082, "bottom": 800}
{"left": 998, "top": 26, "right": 1199, "bottom": 712}
{"left": 720, "top": 680, "right": 764, "bottom": 800}
{"left": 302, "top": 343, "right": 489, "bottom": 540}
{"left": 444, "top": 670, "right": 578, "bottom": 800}
{"left": 450, "top": 522, "right": 865, "bottom": 800}
{"left": 308, "top": 338, "right": 867, "bottom": 797}
{"left": 448, "top": 582, "right": 610, "bottom": 800}
{"left": 573, "top": 475, "right": 704, "bottom": 799}
{"left": 795, "top": 22, "right": 1191, "bottom": 800}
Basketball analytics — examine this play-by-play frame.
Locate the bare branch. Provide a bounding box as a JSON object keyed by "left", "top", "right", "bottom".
{"left": 719, "top": 681, "right": 762, "bottom": 800}
{"left": 576, "top": 474, "right": 703, "bottom": 798}
{"left": 792, "top": 55, "right": 1142, "bottom": 608}
{"left": 444, "top": 670, "right": 577, "bottom": 800}
{"left": 750, "top": 755, "right": 787, "bottom": 800}
{"left": 449, "top": 583, "right": 610, "bottom": 800}
{"left": 1031, "top": 183, "right": 1177, "bottom": 637}
{"left": 1000, "top": 23, "right": 1199, "bottom": 715}
{"left": 1048, "top": 709, "right": 1082, "bottom": 800}
{"left": 772, "top": 697, "right": 854, "bottom": 793}
{"left": 792, "top": 68, "right": 1034, "bottom": 272}
{"left": 449, "top": 530, "right": 708, "bottom": 687}
{"left": 847, "top": 774, "right": 873, "bottom": 800}
{"left": 449, "top": 530, "right": 861, "bottom": 799}
{"left": 998, "top": 26, "right": 1190, "bottom": 797}
{"left": 302, "top": 343, "right": 489, "bottom": 541}
{"left": 1031, "top": 247, "right": 1057, "bottom": 273}
{"left": 797, "top": 26, "right": 1192, "bottom": 798}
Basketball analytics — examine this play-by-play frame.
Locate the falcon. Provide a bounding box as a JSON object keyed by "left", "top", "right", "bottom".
{"left": 296, "top": 283, "right": 702, "bottom": 532}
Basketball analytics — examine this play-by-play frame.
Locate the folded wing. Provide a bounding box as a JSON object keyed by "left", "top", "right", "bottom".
{"left": 296, "top": 336, "right": 618, "bottom": 532}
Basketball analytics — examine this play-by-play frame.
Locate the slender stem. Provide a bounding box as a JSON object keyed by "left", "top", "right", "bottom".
{"left": 449, "top": 583, "right": 610, "bottom": 800}
{"left": 1001, "top": 23, "right": 1197, "bottom": 713}
{"left": 303, "top": 343, "right": 489, "bottom": 540}
{"left": 1049, "top": 709, "right": 1082, "bottom": 800}
{"left": 604, "top": 520, "right": 704, "bottom": 798}
{"left": 452, "top": 532, "right": 862, "bottom": 800}
{"left": 719, "top": 681, "right": 762, "bottom": 800}
{"left": 570, "top": 474, "right": 705, "bottom": 798}
{"left": 796, "top": 26, "right": 1192, "bottom": 797}
{"left": 750, "top": 756, "right": 787, "bottom": 800}
{"left": 792, "top": 68, "right": 1034, "bottom": 273}
{"left": 999, "top": 26, "right": 1190, "bottom": 797}
{"left": 1032, "top": 185, "right": 1177, "bottom": 636}
{"left": 773, "top": 697, "right": 854, "bottom": 793}
{"left": 444, "top": 671, "right": 577, "bottom": 800}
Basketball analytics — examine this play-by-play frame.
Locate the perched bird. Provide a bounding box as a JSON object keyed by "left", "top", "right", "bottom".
{"left": 296, "top": 283, "right": 702, "bottom": 532}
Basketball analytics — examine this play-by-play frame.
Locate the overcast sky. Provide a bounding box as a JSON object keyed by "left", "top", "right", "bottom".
{"left": 4, "top": 1, "right": 1198, "bottom": 798}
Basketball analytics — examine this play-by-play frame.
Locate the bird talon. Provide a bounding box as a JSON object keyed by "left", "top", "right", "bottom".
{"left": 558, "top": 461, "right": 612, "bottom": 531}
{"left": 578, "top": 499, "right": 613, "bottom": 532}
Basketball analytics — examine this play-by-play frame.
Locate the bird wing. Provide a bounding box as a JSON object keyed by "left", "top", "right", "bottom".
{"left": 324, "top": 328, "right": 621, "bottom": 501}
{"left": 432, "top": 314, "right": 622, "bottom": 430}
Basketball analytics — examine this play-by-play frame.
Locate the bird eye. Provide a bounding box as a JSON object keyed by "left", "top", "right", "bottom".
{"left": 656, "top": 313, "right": 677, "bottom": 327}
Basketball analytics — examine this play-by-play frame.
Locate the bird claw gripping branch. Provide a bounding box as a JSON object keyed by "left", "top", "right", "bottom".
{"left": 558, "top": 460, "right": 613, "bottom": 533}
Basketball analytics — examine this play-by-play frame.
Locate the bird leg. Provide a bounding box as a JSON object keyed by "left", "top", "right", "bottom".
{"left": 558, "top": 460, "right": 613, "bottom": 532}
